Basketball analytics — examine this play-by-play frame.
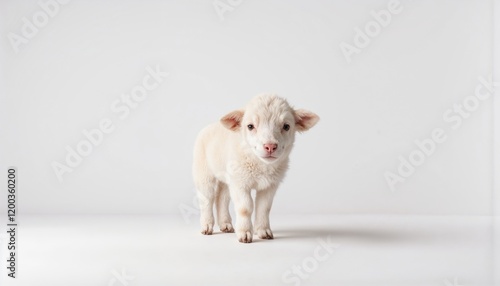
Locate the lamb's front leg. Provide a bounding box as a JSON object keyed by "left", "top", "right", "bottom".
{"left": 254, "top": 186, "right": 278, "bottom": 239}
{"left": 230, "top": 186, "right": 254, "bottom": 243}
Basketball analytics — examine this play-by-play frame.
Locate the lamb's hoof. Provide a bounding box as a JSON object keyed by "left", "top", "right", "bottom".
{"left": 200, "top": 224, "right": 213, "bottom": 235}
{"left": 220, "top": 223, "right": 234, "bottom": 233}
{"left": 237, "top": 231, "right": 253, "bottom": 243}
{"left": 257, "top": 229, "right": 274, "bottom": 239}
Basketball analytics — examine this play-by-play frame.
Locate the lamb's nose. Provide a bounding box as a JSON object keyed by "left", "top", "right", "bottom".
{"left": 264, "top": 143, "right": 278, "bottom": 154}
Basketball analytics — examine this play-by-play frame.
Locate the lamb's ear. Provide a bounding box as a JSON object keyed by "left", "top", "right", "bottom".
{"left": 294, "top": 109, "right": 319, "bottom": 132}
{"left": 221, "top": 110, "right": 245, "bottom": 131}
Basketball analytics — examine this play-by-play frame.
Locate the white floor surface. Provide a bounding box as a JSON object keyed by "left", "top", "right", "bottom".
{"left": 0, "top": 215, "right": 497, "bottom": 286}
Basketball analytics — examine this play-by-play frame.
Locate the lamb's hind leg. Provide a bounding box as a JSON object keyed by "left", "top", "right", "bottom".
{"left": 215, "top": 183, "right": 234, "bottom": 233}
{"left": 196, "top": 179, "right": 216, "bottom": 235}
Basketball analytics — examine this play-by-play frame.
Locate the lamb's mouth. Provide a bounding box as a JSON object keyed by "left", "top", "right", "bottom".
{"left": 262, "top": 156, "right": 278, "bottom": 161}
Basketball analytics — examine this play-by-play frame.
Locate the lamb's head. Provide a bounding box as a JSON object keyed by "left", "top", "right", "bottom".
{"left": 221, "top": 94, "right": 319, "bottom": 164}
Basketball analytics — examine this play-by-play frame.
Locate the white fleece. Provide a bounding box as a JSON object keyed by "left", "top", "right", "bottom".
{"left": 192, "top": 94, "right": 319, "bottom": 243}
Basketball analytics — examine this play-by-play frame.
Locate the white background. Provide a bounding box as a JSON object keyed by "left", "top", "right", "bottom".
{"left": 0, "top": 1, "right": 499, "bottom": 286}
{"left": 0, "top": 0, "right": 496, "bottom": 217}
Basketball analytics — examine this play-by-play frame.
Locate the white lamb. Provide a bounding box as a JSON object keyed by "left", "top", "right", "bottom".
{"left": 193, "top": 94, "right": 319, "bottom": 243}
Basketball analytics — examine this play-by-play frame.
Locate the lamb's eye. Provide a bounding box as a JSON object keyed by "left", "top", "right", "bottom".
{"left": 283, "top": 123, "right": 290, "bottom": 131}
{"left": 247, "top": 124, "right": 255, "bottom": 131}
